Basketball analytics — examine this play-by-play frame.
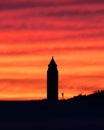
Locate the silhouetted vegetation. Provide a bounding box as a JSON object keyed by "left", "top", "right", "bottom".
{"left": 69, "top": 90, "right": 104, "bottom": 100}
{"left": 88, "top": 90, "right": 104, "bottom": 98}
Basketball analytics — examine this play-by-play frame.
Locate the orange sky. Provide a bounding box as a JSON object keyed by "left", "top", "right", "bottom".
{"left": 0, "top": 0, "right": 104, "bottom": 100}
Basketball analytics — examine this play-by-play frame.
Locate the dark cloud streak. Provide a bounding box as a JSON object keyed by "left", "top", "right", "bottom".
{"left": 41, "top": 9, "right": 104, "bottom": 17}
{"left": 0, "top": 46, "right": 104, "bottom": 56}
{"left": 0, "top": 0, "right": 104, "bottom": 11}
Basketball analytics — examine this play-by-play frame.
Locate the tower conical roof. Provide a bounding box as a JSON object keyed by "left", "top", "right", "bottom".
{"left": 49, "top": 56, "right": 57, "bottom": 66}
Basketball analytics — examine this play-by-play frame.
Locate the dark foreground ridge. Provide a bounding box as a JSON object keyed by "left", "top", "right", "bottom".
{"left": 0, "top": 91, "right": 104, "bottom": 130}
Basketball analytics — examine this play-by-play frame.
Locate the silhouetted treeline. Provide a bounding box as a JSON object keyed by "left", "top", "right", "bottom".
{"left": 70, "top": 90, "right": 104, "bottom": 100}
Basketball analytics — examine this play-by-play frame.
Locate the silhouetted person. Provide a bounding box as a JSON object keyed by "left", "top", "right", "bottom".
{"left": 47, "top": 57, "right": 58, "bottom": 100}
{"left": 62, "top": 92, "right": 64, "bottom": 100}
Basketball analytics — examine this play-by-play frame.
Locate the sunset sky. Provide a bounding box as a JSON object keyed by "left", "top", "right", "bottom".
{"left": 0, "top": 0, "right": 104, "bottom": 100}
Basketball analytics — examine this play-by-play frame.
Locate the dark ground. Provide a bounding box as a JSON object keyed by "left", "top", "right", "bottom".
{"left": 0, "top": 91, "right": 104, "bottom": 130}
